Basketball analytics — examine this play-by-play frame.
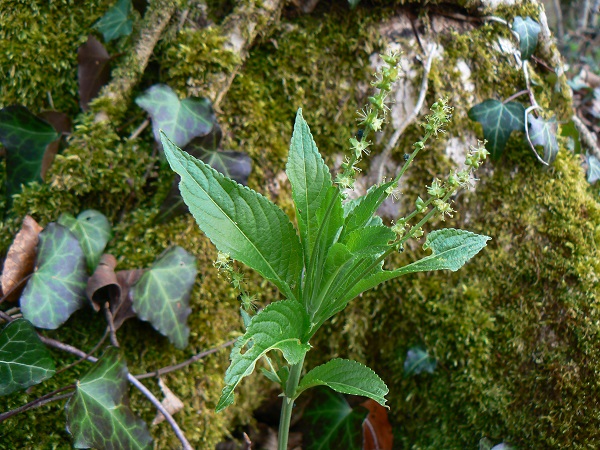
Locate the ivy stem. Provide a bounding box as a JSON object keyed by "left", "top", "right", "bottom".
{"left": 0, "top": 385, "right": 75, "bottom": 423}
{"left": 278, "top": 355, "right": 306, "bottom": 450}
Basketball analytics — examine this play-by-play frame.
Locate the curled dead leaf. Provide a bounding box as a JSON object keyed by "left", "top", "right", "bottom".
{"left": 112, "top": 269, "right": 144, "bottom": 330}
{"left": 86, "top": 253, "right": 120, "bottom": 312}
{"left": 152, "top": 378, "right": 184, "bottom": 425}
{"left": 362, "top": 399, "right": 393, "bottom": 450}
{"left": 1, "top": 216, "right": 43, "bottom": 302}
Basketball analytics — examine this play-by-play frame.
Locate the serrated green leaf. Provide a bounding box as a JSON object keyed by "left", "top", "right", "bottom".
{"left": 161, "top": 133, "right": 302, "bottom": 301}
{"left": 342, "top": 225, "right": 395, "bottom": 255}
{"left": 0, "top": 106, "right": 59, "bottom": 201}
{"left": 65, "top": 347, "right": 152, "bottom": 449}
{"left": 58, "top": 210, "right": 112, "bottom": 272}
{"left": 136, "top": 84, "right": 215, "bottom": 149}
{"left": 20, "top": 223, "right": 87, "bottom": 329}
{"left": 216, "top": 300, "right": 310, "bottom": 412}
{"left": 341, "top": 229, "right": 491, "bottom": 304}
{"left": 404, "top": 345, "right": 437, "bottom": 377}
{"left": 94, "top": 0, "right": 133, "bottom": 42}
{"left": 296, "top": 359, "right": 388, "bottom": 406}
{"left": 304, "top": 389, "right": 366, "bottom": 450}
{"left": 130, "top": 246, "right": 196, "bottom": 350}
{"left": 341, "top": 181, "right": 395, "bottom": 240}
{"left": 286, "top": 109, "right": 342, "bottom": 265}
{"left": 468, "top": 100, "right": 525, "bottom": 159}
{"left": 588, "top": 154, "right": 600, "bottom": 184}
{"left": 527, "top": 115, "right": 559, "bottom": 164}
{"left": 512, "top": 16, "right": 541, "bottom": 60}
{"left": 0, "top": 319, "right": 56, "bottom": 396}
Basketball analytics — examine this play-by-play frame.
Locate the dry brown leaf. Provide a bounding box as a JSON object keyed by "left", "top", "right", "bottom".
{"left": 86, "top": 253, "right": 120, "bottom": 312}
{"left": 1, "top": 216, "right": 43, "bottom": 302}
{"left": 152, "top": 378, "right": 184, "bottom": 425}
{"left": 361, "top": 399, "right": 393, "bottom": 450}
{"left": 37, "top": 111, "right": 72, "bottom": 179}
{"left": 112, "top": 268, "right": 144, "bottom": 330}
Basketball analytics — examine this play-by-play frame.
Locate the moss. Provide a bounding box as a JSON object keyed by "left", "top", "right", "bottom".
{"left": 0, "top": 0, "right": 109, "bottom": 115}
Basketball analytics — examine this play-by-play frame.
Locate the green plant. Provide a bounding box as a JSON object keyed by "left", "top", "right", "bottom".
{"left": 162, "top": 52, "right": 491, "bottom": 449}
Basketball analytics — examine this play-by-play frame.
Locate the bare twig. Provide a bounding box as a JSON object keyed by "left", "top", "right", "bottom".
{"left": 578, "top": 0, "right": 592, "bottom": 30}
{"left": 128, "top": 119, "right": 150, "bottom": 140}
{"left": 54, "top": 329, "right": 109, "bottom": 376}
{"left": 591, "top": 0, "right": 600, "bottom": 27}
{"left": 134, "top": 338, "right": 237, "bottom": 380}
{"left": 104, "top": 302, "right": 119, "bottom": 348}
{"left": 522, "top": 61, "right": 539, "bottom": 109}
{"left": 503, "top": 89, "right": 529, "bottom": 104}
{"left": 376, "top": 43, "right": 436, "bottom": 182}
{"left": 572, "top": 114, "right": 600, "bottom": 160}
{"left": 0, "top": 310, "right": 13, "bottom": 323}
{"left": 0, "top": 385, "right": 75, "bottom": 423}
{"left": 552, "top": 0, "right": 565, "bottom": 42}
{"left": 0, "top": 274, "right": 33, "bottom": 306}
{"left": 37, "top": 335, "right": 193, "bottom": 450}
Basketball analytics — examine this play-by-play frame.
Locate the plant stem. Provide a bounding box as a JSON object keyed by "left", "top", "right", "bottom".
{"left": 278, "top": 355, "right": 306, "bottom": 450}
{"left": 0, "top": 385, "right": 75, "bottom": 423}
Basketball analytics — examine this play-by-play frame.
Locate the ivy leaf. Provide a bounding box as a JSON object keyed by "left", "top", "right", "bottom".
{"left": 58, "top": 210, "right": 112, "bottom": 273}
{"left": 0, "top": 319, "right": 56, "bottom": 396}
{"left": 0, "top": 106, "right": 59, "bottom": 201}
{"left": 130, "top": 246, "right": 196, "bottom": 350}
{"left": 136, "top": 84, "right": 215, "bottom": 149}
{"left": 342, "top": 229, "right": 491, "bottom": 304}
{"left": 527, "top": 115, "right": 559, "bottom": 164}
{"left": 77, "top": 35, "right": 112, "bottom": 112}
{"left": 286, "top": 109, "right": 343, "bottom": 266}
{"left": 94, "top": 0, "right": 133, "bottom": 42}
{"left": 296, "top": 359, "right": 388, "bottom": 407}
{"left": 588, "top": 154, "right": 600, "bottom": 184}
{"left": 403, "top": 345, "right": 437, "bottom": 377}
{"left": 303, "top": 389, "right": 367, "bottom": 450}
{"left": 216, "top": 300, "right": 311, "bottom": 412}
{"left": 65, "top": 347, "right": 152, "bottom": 449}
{"left": 195, "top": 149, "right": 252, "bottom": 186}
{"left": 468, "top": 100, "right": 525, "bottom": 159}
{"left": 161, "top": 133, "right": 303, "bottom": 301}
{"left": 20, "top": 223, "right": 87, "bottom": 329}
{"left": 512, "top": 16, "right": 541, "bottom": 60}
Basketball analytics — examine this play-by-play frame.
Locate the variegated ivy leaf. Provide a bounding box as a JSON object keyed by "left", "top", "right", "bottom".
{"left": 587, "top": 154, "right": 600, "bottom": 184}
{"left": 296, "top": 358, "right": 388, "bottom": 407}
{"left": 527, "top": 115, "right": 559, "bottom": 164}
{"left": 0, "top": 106, "right": 59, "bottom": 201}
{"left": 216, "top": 300, "right": 311, "bottom": 412}
{"left": 131, "top": 246, "right": 197, "bottom": 350}
{"left": 512, "top": 16, "right": 541, "bottom": 61}
{"left": 136, "top": 84, "right": 215, "bottom": 150}
{"left": 468, "top": 100, "right": 525, "bottom": 159}
{"left": 20, "top": 223, "right": 87, "bottom": 329}
{"left": 65, "top": 347, "right": 152, "bottom": 449}
{"left": 58, "top": 209, "right": 112, "bottom": 272}
{"left": 94, "top": 0, "right": 133, "bottom": 42}
{"left": 404, "top": 345, "right": 437, "bottom": 377}
{"left": 0, "top": 319, "right": 56, "bottom": 396}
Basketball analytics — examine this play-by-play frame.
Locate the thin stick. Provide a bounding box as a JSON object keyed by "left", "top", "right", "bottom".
{"left": 134, "top": 339, "right": 237, "bottom": 380}
{"left": 0, "top": 274, "right": 33, "bottom": 306}
{"left": 104, "top": 302, "right": 119, "bottom": 347}
{"left": 572, "top": 114, "right": 600, "bottom": 159}
{"left": 578, "top": 0, "right": 591, "bottom": 30}
{"left": 0, "top": 385, "right": 75, "bottom": 423}
{"left": 128, "top": 119, "right": 150, "bottom": 140}
{"left": 503, "top": 89, "right": 529, "bottom": 104}
{"left": 37, "top": 335, "right": 193, "bottom": 450}
{"left": 54, "top": 329, "right": 109, "bottom": 376}
{"left": 376, "top": 43, "right": 436, "bottom": 182}
{"left": 0, "top": 310, "right": 13, "bottom": 323}
{"left": 552, "top": 0, "right": 564, "bottom": 42}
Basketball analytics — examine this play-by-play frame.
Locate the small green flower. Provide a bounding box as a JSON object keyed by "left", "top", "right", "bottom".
{"left": 427, "top": 179, "right": 445, "bottom": 198}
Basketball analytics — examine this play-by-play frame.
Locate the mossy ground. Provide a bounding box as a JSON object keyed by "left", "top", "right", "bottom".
{"left": 1, "top": 0, "right": 598, "bottom": 448}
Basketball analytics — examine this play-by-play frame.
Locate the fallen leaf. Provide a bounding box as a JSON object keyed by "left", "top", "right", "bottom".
{"left": 37, "top": 111, "right": 72, "bottom": 178}
{"left": 86, "top": 254, "right": 120, "bottom": 312}
{"left": 112, "top": 269, "right": 144, "bottom": 330}
{"left": 1, "top": 216, "right": 43, "bottom": 302}
{"left": 78, "top": 35, "right": 111, "bottom": 111}
{"left": 361, "top": 399, "right": 393, "bottom": 450}
{"left": 151, "top": 378, "right": 184, "bottom": 425}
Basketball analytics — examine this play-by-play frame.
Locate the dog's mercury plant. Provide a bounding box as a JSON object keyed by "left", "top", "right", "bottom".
{"left": 161, "top": 52, "right": 491, "bottom": 449}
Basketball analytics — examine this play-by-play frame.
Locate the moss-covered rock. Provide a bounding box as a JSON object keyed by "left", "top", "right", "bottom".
{"left": 2, "top": 0, "right": 598, "bottom": 448}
